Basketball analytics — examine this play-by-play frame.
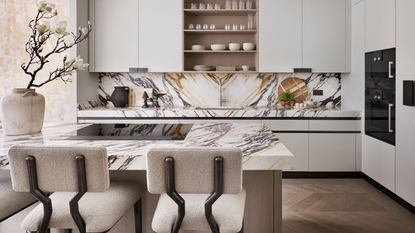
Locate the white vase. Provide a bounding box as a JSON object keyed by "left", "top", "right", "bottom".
{"left": 0, "top": 88, "right": 45, "bottom": 135}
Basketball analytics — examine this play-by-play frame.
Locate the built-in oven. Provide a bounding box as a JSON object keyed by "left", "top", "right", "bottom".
{"left": 365, "top": 48, "right": 396, "bottom": 145}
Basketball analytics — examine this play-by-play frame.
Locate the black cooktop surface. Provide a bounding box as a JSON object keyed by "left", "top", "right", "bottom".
{"left": 60, "top": 124, "right": 193, "bottom": 140}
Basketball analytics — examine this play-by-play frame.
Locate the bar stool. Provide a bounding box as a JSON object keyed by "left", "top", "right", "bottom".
{"left": 8, "top": 145, "right": 143, "bottom": 233}
{"left": 146, "top": 147, "right": 246, "bottom": 233}
{"left": 0, "top": 171, "right": 36, "bottom": 222}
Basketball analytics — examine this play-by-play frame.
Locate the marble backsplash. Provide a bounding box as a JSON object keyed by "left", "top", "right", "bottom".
{"left": 97, "top": 72, "right": 341, "bottom": 109}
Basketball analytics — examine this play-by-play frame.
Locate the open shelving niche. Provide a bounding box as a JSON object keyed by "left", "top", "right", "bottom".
{"left": 183, "top": 0, "right": 258, "bottom": 72}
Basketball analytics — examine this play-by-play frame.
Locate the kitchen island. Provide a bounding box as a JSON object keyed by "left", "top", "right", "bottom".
{"left": 0, "top": 123, "right": 293, "bottom": 233}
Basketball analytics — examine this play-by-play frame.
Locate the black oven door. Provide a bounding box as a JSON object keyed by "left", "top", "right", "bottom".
{"left": 365, "top": 48, "right": 395, "bottom": 145}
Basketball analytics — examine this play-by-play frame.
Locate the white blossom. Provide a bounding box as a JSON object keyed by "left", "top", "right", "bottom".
{"left": 72, "top": 56, "right": 89, "bottom": 70}
{"left": 54, "top": 21, "right": 68, "bottom": 35}
{"left": 37, "top": 1, "right": 55, "bottom": 12}
{"left": 37, "top": 21, "right": 50, "bottom": 35}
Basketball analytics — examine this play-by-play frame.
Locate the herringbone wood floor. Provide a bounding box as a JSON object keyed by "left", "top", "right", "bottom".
{"left": 282, "top": 179, "right": 415, "bottom": 233}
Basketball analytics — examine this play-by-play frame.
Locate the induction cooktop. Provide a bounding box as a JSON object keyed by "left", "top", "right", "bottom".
{"left": 58, "top": 124, "right": 193, "bottom": 140}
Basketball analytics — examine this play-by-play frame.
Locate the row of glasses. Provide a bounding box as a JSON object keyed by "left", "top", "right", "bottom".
{"left": 189, "top": 0, "right": 254, "bottom": 10}
{"left": 225, "top": 0, "right": 254, "bottom": 9}
{"left": 190, "top": 3, "right": 221, "bottom": 9}
{"left": 189, "top": 24, "right": 216, "bottom": 30}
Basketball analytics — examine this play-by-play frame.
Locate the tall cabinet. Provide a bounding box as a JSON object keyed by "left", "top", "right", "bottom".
{"left": 396, "top": 0, "right": 415, "bottom": 206}
{"left": 365, "top": 0, "right": 396, "bottom": 52}
{"left": 259, "top": 0, "right": 350, "bottom": 73}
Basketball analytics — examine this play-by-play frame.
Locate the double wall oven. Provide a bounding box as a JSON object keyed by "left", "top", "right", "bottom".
{"left": 365, "top": 48, "right": 396, "bottom": 145}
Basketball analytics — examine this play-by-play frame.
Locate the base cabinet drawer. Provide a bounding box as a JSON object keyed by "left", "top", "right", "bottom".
{"left": 276, "top": 133, "right": 309, "bottom": 171}
{"left": 309, "top": 133, "right": 357, "bottom": 171}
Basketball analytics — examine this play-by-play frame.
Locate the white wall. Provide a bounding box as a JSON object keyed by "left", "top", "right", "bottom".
{"left": 0, "top": 0, "right": 77, "bottom": 123}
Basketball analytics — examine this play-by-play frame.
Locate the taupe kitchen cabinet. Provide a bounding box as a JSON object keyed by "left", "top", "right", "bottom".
{"left": 89, "top": 0, "right": 139, "bottom": 72}
{"left": 89, "top": 0, "right": 183, "bottom": 73}
{"left": 365, "top": 0, "right": 396, "bottom": 52}
{"left": 259, "top": 0, "right": 350, "bottom": 73}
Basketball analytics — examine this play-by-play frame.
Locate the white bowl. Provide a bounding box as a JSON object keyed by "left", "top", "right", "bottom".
{"left": 242, "top": 42, "right": 256, "bottom": 51}
{"left": 192, "top": 45, "right": 206, "bottom": 51}
{"left": 228, "top": 43, "right": 241, "bottom": 51}
{"left": 210, "top": 44, "right": 226, "bottom": 51}
{"left": 241, "top": 65, "right": 250, "bottom": 71}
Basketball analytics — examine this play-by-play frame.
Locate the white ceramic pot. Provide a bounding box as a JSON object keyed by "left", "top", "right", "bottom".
{"left": 228, "top": 43, "right": 241, "bottom": 51}
{"left": 0, "top": 88, "right": 45, "bottom": 135}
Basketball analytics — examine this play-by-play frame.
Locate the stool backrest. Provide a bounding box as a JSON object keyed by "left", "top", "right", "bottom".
{"left": 146, "top": 147, "right": 242, "bottom": 194}
{"left": 8, "top": 145, "right": 109, "bottom": 193}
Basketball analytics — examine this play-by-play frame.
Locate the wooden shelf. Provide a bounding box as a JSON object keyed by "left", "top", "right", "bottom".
{"left": 184, "top": 50, "right": 256, "bottom": 53}
{"left": 184, "top": 29, "right": 257, "bottom": 33}
{"left": 183, "top": 70, "right": 258, "bottom": 74}
{"left": 184, "top": 9, "right": 257, "bottom": 16}
{"left": 183, "top": 0, "right": 259, "bottom": 73}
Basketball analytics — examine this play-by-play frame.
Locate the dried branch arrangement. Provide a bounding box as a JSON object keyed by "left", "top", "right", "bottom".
{"left": 21, "top": 1, "right": 91, "bottom": 89}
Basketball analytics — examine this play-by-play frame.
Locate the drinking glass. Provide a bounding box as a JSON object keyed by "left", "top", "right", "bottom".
{"left": 247, "top": 14, "right": 254, "bottom": 30}
{"left": 246, "top": 0, "right": 253, "bottom": 9}
{"left": 232, "top": 0, "right": 238, "bottom": 9}
{"left": 239, "top": 0, "right": 246, "bottom": 9}
{"left": 225, "top": 0, "right": 232, "bottom": 9}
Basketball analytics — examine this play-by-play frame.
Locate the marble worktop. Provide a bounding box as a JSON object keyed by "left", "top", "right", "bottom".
{"left": 78, "top": 106, "right": 361, "bottom": 119}
{"left": 0, "top": 123, "right": 293, "bottom": 171}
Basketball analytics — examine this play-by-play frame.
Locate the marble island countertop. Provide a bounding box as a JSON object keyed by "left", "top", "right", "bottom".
{"left": 0, "top": 123, "right": 293, "bottom": 171}
{"left": 78, "top": 106, "right": 361, "bottom": 119}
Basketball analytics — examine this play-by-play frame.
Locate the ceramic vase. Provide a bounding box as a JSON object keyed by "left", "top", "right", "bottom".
{"left": 110, "top": 86, "right": 129, "bottom": 108}
{"left": 0, "top": 88, "right": 45, "bottom": 135}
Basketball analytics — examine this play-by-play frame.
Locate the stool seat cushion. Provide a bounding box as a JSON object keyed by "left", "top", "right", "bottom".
{"left": 152, "top": 189, "right": 246, "bottom": 233}
{"left": 21, "top": 181, "right": 142, "bottom": 232}
{"left": 0, "top": 172, "right": 36, "bottom": 221}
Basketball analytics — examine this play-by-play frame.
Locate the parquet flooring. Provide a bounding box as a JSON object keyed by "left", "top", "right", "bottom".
{"left": 283, "top": 179, "right": 415, "bottom": 233}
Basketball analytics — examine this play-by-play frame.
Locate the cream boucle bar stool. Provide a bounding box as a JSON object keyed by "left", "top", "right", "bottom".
{"left": 8, "top": 145, "right": 143, "bottom": 233}
{"left": 147, "top": 147, "right": 246, "bottom": 233}
{"left": 0, "top": 171, "right": 37, "bottom": 222}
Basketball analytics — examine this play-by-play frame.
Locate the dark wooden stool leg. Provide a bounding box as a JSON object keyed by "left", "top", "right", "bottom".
{"left": 134, "top": 199, "right": 142, "bottom": 233}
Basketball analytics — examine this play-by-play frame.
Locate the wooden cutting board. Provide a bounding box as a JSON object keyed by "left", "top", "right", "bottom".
{"left": 277, "top": 77, "right": 309, "bottom": 103}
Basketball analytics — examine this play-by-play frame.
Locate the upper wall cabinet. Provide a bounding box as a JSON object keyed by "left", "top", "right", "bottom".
{"left": 259, "top": 0, "right": 350, "bottom": 73}
{"left": 138, "top": 0, "right": 183, "bottom": 72}
{"left": 303, "top": 0, "right": 349, "bottom": 72}
{"left": 89, "top": 0, "right": 139, "bottom": 73}
{"left": 259, "top": 0, "right": 302, "bottom": 73}
{"left": 89, "top": 0, "right": 183, "bottom": 73}
{"left": 365, "top": 0, "right": 396, "bottom": 52}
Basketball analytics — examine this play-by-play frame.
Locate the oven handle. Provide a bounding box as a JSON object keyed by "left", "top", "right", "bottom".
{"left": 388, "top": 103, "right": 394, "bottom": 133}
{"left": 388, "top": 61, "right": 394, "bottom": 79}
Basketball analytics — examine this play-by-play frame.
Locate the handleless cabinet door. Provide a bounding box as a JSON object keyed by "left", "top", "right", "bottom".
{"left": 365, "top": 0, "right": 396, "bottom": 52}
{"left": 138, "top": 0, "right": 183, "bottom": 72}
{"left": 309, "top": 133, "right": 356, "bottom": 171}
{"left": 396, "top": 0, "right": 415, "bottom": 206}
{"left": 89, "top": 0, "right": 139, "bottom": 72}
{"left": 303, "top": 0, "right": 348, "bottom": 72}
{"left": 258, "top": 0, "right": 302, "bottom": 72}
